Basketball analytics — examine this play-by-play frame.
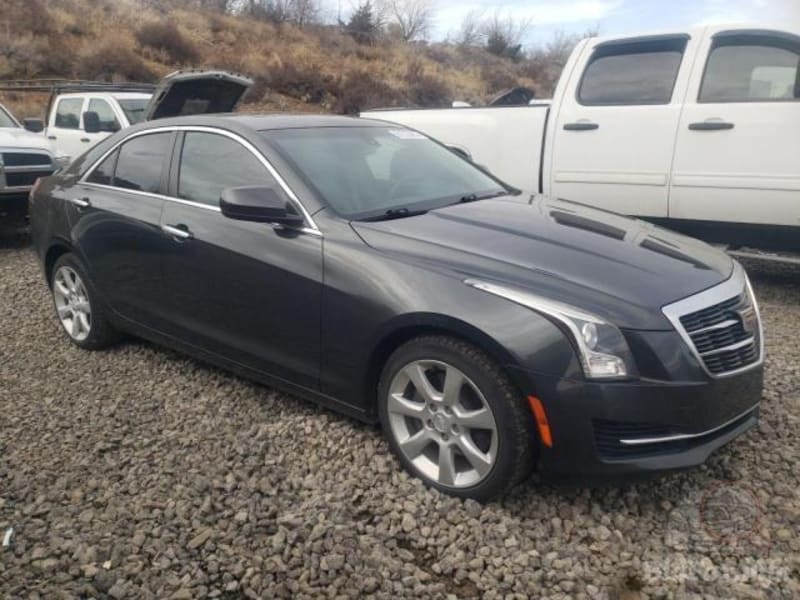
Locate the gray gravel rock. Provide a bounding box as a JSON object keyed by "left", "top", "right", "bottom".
{"left": 1, "top": 242, "right": 799, "bottom": 598}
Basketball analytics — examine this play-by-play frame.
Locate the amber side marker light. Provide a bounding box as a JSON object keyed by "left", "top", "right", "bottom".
{"left": 527, "top": 395, "right": 553, "bottom": 448}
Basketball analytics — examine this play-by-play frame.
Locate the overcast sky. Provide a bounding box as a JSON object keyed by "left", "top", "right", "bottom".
{"left": 321, "top": 0, "right": 800, "bottom": 46}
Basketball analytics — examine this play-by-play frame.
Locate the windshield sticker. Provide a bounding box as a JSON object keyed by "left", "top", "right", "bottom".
{"left": 388, "top": 129, "right": 427, "bottom": 140}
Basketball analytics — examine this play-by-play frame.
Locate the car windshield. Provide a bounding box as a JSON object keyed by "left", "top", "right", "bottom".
{"left": 264, "top": 126, "right": 508, "bottom": 220}
{"left": 116, "top": 98, "right": 150, "bottom": 125}
{"left": 0, "top": 105, "right": 19, "bottom": 128}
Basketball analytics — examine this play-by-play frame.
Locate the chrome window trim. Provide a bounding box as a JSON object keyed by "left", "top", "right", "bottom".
{"left": 662, "top": 261, "right": 764, "bottom": 379}
{"left": 619, "top": 405, "right": 758, "bottom": 446}
{"left": 79, "top": 125, "right": 322, "bottom": 236}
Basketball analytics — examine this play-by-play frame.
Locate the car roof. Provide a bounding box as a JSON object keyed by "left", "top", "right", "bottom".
{"left": 133, "top": 113, "right": 392, "bottom": 131}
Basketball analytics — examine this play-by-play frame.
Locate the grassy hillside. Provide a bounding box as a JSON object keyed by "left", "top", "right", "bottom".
{"left": 0, "top": 0, "right": 563, "bottom": 121}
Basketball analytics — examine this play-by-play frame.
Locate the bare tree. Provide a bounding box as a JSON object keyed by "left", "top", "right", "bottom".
{"left": 381, "top": 0, "right": 433, "bottom": 42}
{"left": 482, "top": 11, "right": 532, "bottom": 61}
{"left": 237, "top": 0, "right": 321, "bottom": 26}
{"left": 453, "top": 9, "right": 483, "bottom": 48}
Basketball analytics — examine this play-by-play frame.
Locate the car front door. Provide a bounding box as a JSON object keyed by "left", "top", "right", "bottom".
{"left": 48, "top": 97, "right": 87, "bottom": 160}
{"left": 67, "top": 131, "right": 174, "bottom": 329}
{"left": 159, "top": 129, "right": 323, "bottom": 389}
{"left": 669, "top": 29, "right": 800, "bottom": 247}
{"left": 549, "top": 34, "right": 695, "bottom": 217}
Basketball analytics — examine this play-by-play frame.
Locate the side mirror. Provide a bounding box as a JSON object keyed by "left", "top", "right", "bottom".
{"left": 83, "top": 111, "right": 101, "bottom": 134}
{"left": 220, "top": 186, "right": 305, "bottom": 227}
{"left": 23, "top": 118, "right": 44, "bottom": 133}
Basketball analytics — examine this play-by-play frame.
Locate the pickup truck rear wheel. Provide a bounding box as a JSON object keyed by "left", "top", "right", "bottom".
{"left": 51, "top": 254, "right": 119, "bottom": 350}
{"left": 378, "top": 335, "right": 536, "bottom": 501}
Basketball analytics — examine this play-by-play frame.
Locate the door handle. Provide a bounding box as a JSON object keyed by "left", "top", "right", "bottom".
{"left": 68, "top": 197, "right": 91, "bottom": 209}
{"left": 689, "top": 120, "right": 735, "bottom": 131}
{"left": 80, "top": 138, "right": 91, "bottom": 143}
{"left": 563, "top": 121, "right": 599, "bottom": 131}
{"left": 162, "top": 224, "right": 193, "bottom": 241}
{"left": 47, "top": 135, "right": 57, "bottom": 140}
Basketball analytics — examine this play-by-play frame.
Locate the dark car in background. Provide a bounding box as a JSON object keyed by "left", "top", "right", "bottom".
{"left": 29, "top": 112, "right": 764, "bottom": 500}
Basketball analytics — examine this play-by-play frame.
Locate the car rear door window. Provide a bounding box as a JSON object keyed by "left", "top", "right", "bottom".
{"left": 178, "top": 132, "right": 274, "bottom": 207}
{"left": 114, "top": 133, "right": 172, "bottom": 193}
{"left": 88, "top": 98, "right": 121, "bottom": 132}
{"left": 54, "top": 98, "right": 83, "bottom": 129}
{"left": 579, "top": 38, "right": 688, "bottom": 105}
{"left": 700, "top": 37, "right": 800, "bottom": 102}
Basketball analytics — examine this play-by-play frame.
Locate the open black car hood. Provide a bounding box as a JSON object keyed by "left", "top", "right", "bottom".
{"left": 144, "top": 70, "right": 253, "bottom": 121}
{"left": 352, "top": 196, "right": 735, "bottom": 330}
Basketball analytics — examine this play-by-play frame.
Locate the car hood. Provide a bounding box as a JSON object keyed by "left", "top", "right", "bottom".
{"left": 351, "top": 196, "right": 734, "bottom": 330}
{"left": 0, "top": 127, "right": 54, "bottom": 153}
{"left": 144, "top": 70, "right": 253, "bottom": 121}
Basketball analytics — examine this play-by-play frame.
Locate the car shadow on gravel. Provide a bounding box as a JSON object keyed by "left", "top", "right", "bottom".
{"left": 0, "top": 229, "right": 32, "bottom": 249}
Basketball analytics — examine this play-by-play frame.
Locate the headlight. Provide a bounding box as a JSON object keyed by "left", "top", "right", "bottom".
{"left": 465, "top": 279, "right": 632, "bottom": 380}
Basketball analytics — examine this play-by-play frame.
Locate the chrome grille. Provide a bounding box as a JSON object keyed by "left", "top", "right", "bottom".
{"left": 680, "top": 293, "right": 759, "bottom": 374}
{"left": 0, "top": 150, "right": 55, "bottom": 192}
{"left": 663, "top": 263, "right": 762, "bottom": 378}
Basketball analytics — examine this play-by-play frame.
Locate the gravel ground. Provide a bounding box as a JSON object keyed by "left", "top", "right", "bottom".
{"left": 1, "top": 237, "right": 798, "bottom": 600}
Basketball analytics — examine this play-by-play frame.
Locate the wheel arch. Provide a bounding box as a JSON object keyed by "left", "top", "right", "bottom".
{"left": 362, "top": 313, "right": 525, "bottom": 418}
{"left": 44, "top": 239, "right": 74, "bottom": 287}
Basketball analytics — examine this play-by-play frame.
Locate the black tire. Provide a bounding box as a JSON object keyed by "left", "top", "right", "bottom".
{"left": 378, "top": 335, "right": 537, "bottom": 502}
{"left": 50, "top": 253, "right": 120, "bottom": 350}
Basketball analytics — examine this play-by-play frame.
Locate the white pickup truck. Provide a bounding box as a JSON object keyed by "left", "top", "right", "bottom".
{"left": 364, "top": 24, "right": 800, "bottom": 256}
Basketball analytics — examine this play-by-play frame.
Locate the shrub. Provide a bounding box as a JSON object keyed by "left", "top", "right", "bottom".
{"left": 482, "top": 67, "right": 518, "bottom": 94}
{"left": 255, "top": 62, "right": 336, "bottom": 104}
{"left": 135, "top": 21, "right": 199, "bottom": 65}
{"left": 77, "top": 42, "right": 156, "bottom": 82}
{"left": 0, "top": 35, "right": 72, "bottom": 79}
{"left": 333, "top": 69, "right": 400, "bottom": 114}
{"left": 405, "top": 61, "right": 450, "bottom": 107}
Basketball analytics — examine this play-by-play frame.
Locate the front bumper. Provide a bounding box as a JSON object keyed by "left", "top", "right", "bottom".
{"left": 511, "top": 365, "right": 763, "bottom": 482}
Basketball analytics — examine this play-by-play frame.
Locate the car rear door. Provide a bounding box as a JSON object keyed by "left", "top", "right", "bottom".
{"left": 669, "top": 28, "right": 800, "bottom": 247}
{"left": 158, "top": 129, "right": 323, "bottom": 389}
{"left": 548, "top": 34, "right": 696, "bottom": 217}
{"left": 68, "top": 130, "right": 174, "bottom": 329}
{"left": 83, "top": 97, "right": 122, "bottom": 147}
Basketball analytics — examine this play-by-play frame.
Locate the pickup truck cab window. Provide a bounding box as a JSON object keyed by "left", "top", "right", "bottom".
{"left": 578, "top": 37, "right": 688, "bottom": 106}
{"left": 54, "top": 98, "right": 83, "bottom": 129}
{"left": 700, "top": 36, "right": 800, "bottom": 102}
{"left": 0, "top": 104, "right": 18, "bottom": 128}
{"left": 178, "top": 131, "right": 276, "bottom": 207}
{"left": 88, "top": 99, "right": 121, "bottom": 132}
{"left": 113, "top": 133, "right": 172, "bottom": 193}
{"left": 117, "top": 98, "right": 149, "bottom": 125}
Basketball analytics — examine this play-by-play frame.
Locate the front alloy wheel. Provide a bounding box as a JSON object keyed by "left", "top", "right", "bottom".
{"left": 378, "top": 336, "right": 536, "bottom": 501}
{"left": 387, "top": 360, "right": 498, "bottom": 489}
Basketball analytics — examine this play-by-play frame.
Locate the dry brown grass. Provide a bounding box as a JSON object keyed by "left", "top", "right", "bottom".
{"left": 0, "top": 0, "right": 541, "bottom": 116}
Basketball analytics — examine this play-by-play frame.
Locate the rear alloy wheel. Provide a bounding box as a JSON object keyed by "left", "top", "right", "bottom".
{"left": 378, "top": 336, "right": 536, "bottom": 501}
{"left": 53, "top": 266, "right": 92, "bottom": 342}
{"left": 50, "top": 253, "right": 119, "bottom": 350}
